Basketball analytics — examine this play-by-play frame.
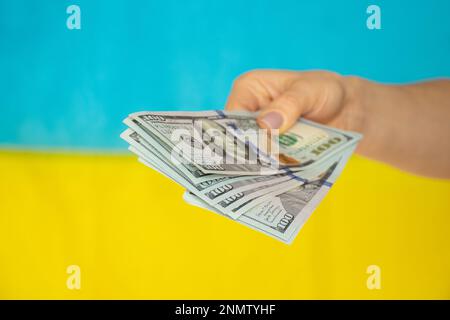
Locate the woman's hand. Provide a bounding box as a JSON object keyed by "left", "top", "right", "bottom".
{"left": 225, "top": 70, "right": 364, "bottom": 134}
{"left": 225, "top": 69, "right": 450, "bottom": 179}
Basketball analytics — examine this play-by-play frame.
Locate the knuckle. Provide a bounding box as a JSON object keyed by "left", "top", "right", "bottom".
{"left": 233, "top": 70, "right": 262, "bottom": 86}
{"left": 300, "top": 70, "right": 342, "bottom": 84}
{"left": 278, "top": 93, "right": 299, "bottom": 107}
{"left": 232, "top": 76, "right": 247, "bottom": 89}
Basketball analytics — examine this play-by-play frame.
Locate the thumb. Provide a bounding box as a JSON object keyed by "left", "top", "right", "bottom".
{"left": 257, "top": 90, "right": 308, "bottom": 134}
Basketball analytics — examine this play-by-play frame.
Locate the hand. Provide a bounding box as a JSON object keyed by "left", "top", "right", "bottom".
{"left": 225, "top": 69, "right": 450, "bottom": 178}
{"left": 225, "top": 70, "right": 364, "bottom": 134}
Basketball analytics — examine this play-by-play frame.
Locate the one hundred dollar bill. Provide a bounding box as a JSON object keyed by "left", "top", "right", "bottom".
{"left": 121, "top": 110, "right": 361, "bottom": 243}
{"left": 122, "top": 129, "right": 313, "bottom": 219}
{"left": 182, "top": 145, "right": 355, "bottom": 243}
{"left": 124, "top": 111, "right": 362, "bottom": 176}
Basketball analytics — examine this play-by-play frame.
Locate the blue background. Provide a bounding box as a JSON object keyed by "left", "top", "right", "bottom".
{"left": 1, "top": 0, "right": 449, "bottom": 149}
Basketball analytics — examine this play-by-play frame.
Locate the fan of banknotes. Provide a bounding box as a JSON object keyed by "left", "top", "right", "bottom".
{"left": 121, "top": 111, "right": 362, "bottom": 244}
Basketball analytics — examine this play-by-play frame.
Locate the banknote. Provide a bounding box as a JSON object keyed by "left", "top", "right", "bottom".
{"left": 125, "top": 111, "right": 362, "bottom": 175}
{"left": 182, "top": 190, "right": 300, "bottom": 244}
{"left": 122, "top": 128, "right": 316, "bottom": 219}
{"left": 123, "top": 126, "right": 349, "bottom": 220}
{"left": 182, "top": 145, "right": 355, "bottom": 243}
{"left": 121, "top": 110, "right": 361, "bottom": 243}
{"left": 121, "top": 126, "right": 221, "bottom": 185}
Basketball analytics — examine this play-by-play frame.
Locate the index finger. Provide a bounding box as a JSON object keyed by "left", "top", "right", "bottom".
{"left": 225, "top": 80, "right": 263, "bottom": 112}
{"left": 224, "top": 71, "right": 275, "bottom": 111}
{"left": 225, "top": 70, "right": 299, "bottom": 112}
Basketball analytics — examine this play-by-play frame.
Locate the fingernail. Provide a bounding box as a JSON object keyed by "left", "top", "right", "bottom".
{"left": 259, "top": 112, "right": 284, "bottom": 130}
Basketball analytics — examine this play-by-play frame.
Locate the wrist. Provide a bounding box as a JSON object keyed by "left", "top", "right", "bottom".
{"left": 342, "top": 75, "right": 370, "bottom": 135}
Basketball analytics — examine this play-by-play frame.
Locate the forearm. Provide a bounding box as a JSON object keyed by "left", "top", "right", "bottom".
{"left": 346, "top": 77, "right": 450, "bottom": 178}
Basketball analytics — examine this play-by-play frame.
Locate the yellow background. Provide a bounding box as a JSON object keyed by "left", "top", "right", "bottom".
{"left": 0, "top": 149, "right": 449, "bottom": 299}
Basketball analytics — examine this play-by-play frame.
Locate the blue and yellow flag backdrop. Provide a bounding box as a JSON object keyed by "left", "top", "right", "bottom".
{"left": 0, "top": 0, "right": 449, "bottom": 299}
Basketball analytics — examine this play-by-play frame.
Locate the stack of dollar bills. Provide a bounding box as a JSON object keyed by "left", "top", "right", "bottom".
{"left": 121, "top": 111, "right": 362, "bottom": 244}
